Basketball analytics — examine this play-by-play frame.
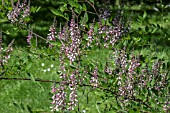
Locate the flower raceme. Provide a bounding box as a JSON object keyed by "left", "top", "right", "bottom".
{"left": 0, "top": 31, "right": 14, "bottom": 67}
{"left": 47, "top": 23, "right": 57, "bottom": 47}
{"left": 7, "top": 0, "right": 30, "bottom": 25}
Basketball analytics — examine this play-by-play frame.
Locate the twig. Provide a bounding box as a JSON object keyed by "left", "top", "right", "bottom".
{"left": 2, "top": 0, "right": 4, "bottom": 5}
{"left": 85, "top": 0, "right": 99, "bottom": 17}
{"left": 26, "top": 29, "right": 47, "bottom": 41}
{"left": 81, "top": 84, "right": 116, "bottom": 94}
{"left": 0, "top": 70, "right": 8, "bottom": 76}
{"left": 96, "top": 103, "right": 101, "bottom": 113}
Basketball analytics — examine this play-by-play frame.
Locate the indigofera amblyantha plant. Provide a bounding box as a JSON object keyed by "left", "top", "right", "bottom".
{"left": 1, "top": 0, "right": 169, "bottom": 112}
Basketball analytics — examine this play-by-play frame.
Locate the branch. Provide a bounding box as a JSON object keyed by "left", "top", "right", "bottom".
{"left": 0, "top": 77, "right": 59, "bottom": 83}
{"left": 19, "top": 25, "right": 47, "bottom": 41}
{"left": 0, "top": 77, "right": 115, "bottom": 94}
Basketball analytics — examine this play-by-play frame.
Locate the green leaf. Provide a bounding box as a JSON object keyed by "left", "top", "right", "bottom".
{"left": 101, "top": 19, "right": 105, "bottom": 25}
{"left": 0, "top": 19, "right": 8, "bottom": 23}
{"left": 82, "top": 3, "right": 87, "bottom": 11}
{"left": 49, "top": 41, "right": 58, "bottom": 46}
{"left": 94, "top": 23, "right": 98, "bottom": 33}
{"left": 151, "top": 78, "right": 155, "bottom": 87}
{"left": 124, "top": 34, "right": 131, "bottom": 40}
{"left": 68, "top": 0, "right": 80, "bottom": 8}
{"left": 84, "top": 12, "right": 88, "bottom": 23}
{"left": 26, "top": 63, "right": 32, "bottom": 70}
{"left": 30, "top": 73, "right": 35, "bottom": 82}
{"left": 89, "top": 0, "right": 94, "bottom": 4}
{"left": 69, "top": 64, "right": 76, "bottom": 69}
{"left": 129, "top": 110, "right": 135, "bottom": 113}
{"left": 74, "top": 8, "right": 81, "bottom": 15}
{"left": 147, "top": 81, "right": 151, "bottom": 87}
{"left": 59, "top": 4, "right": 67, "bottom": 12}
{"left": 137, "top": 16, "right": 143, "bottom": 23}
{"left": 151, "top": 101, "right": 156, "bottom": 108}
{"left": 4, "top": 30, "right": 10, "bottom": 35}
{"left": 113, "top": 79, "right": 118, "bottom": 85}
{"left": 152, "top": 28, "right": 158, "bottom": 33}
{"left": 30, "top": 6, "right": 35, "bottom": 13}
{"left": 31, "top": 6, "right": 38, "bottom": 13}
{"left": 6, "top": 7, "right": 12, "bottom": 11}
{"left": 13, "top": 102, "right": 20, "bottom": 108}
{"left": 27, "top": 105, "right": 33, "bottom": 113}
{"left": 36, "top": 6, "right": 41, "bottom": 12}
{"left": 143, "top": 11, "right": 147, "bottom": 19}
{"left": 50, "top": 8, "right": 68, "bottom": 21}
{"left": 133, "top": 37, "right": 141, "bottom": 43}
{"left": 153, "top": 7, "right": 159, "bottom": 12}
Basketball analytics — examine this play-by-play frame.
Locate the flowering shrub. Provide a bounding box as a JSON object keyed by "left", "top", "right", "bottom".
{"left": 0, "top": 0, "right": 169, "bottom": 113}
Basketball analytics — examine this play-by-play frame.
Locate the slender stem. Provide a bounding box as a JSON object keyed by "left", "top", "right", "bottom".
{"left": 131, "top": 97, "right": 152, "bottom": 109}
{"left": 11, "top": 0, "right": 14, "bottom": 7}
{"left": 0, "top": 29, "right": 2, "bottom": 48}
{"left": 21, "top": 25, "right": 47, "bottom": 41}
{"left": 36, "top": 36, "right": 37, "bottom": 47}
